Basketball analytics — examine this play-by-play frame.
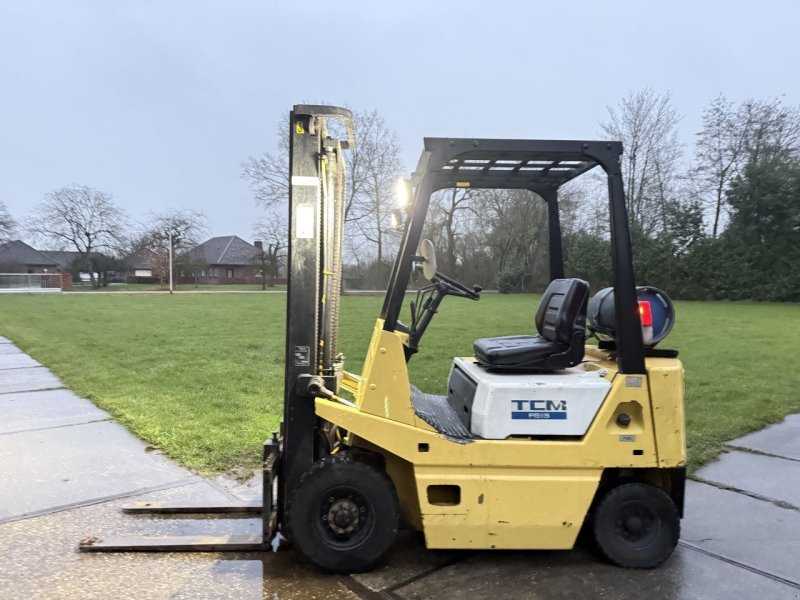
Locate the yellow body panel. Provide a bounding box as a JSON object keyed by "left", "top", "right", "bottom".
{"left": 355, "top": 320, "right": 436, "bottom": 431}
{"left": 647, "top": 358, "right": 687, "bottom": 467}
{"left": 318, "top": 319, "right": 686, "bottom": 550}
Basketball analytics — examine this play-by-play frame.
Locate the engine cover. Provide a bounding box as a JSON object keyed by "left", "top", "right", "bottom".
{"left": 450, "top": 358, "right": 611, "bottom": 439}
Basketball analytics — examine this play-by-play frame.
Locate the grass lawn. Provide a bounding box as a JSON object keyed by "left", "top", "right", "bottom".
{"left": 1, "top": 293, "right": 798, "bottom": 475}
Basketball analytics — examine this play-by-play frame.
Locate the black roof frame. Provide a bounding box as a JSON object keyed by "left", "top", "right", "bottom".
{"left": 380, "top": 137, "right": 646, "bottom": 375}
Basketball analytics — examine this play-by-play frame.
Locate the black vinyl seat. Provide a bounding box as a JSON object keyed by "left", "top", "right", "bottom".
{"left": 473, "top": 278, "right": 590, "bottom": 371}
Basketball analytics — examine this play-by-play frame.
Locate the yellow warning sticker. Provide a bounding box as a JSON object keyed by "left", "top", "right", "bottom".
{"left": 456, "top": 181, "right": 471, "bottom": 188}
{"left": 295, "top": 121, "right": 305, "bottom": 135}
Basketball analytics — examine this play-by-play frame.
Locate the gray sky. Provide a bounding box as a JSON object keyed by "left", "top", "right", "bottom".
{"left": 1, "top": 0, "right": 798, "bottom": 241}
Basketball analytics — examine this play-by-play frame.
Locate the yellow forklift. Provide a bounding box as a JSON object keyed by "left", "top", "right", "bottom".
{"left": 81, "top": 105, "right": 685, "bottom": 574}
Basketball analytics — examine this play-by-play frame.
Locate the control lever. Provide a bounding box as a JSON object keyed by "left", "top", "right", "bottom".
{"left": 433, "top": 272, "right": 482, "bottom": 300}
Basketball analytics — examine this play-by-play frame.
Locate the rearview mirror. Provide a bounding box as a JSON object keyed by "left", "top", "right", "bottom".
{"left": 417, "top": 239, "right": 437, "bottom": 280}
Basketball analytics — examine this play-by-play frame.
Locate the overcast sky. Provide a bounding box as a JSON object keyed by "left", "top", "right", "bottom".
{"left": 1, "top": 1, "right": 798, "bottom": 241}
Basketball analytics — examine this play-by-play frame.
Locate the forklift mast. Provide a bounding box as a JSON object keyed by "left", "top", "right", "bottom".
{"left": 78, "top": 105, "right": 355, "bottom": 555}
{"left": 282, "top": 105, "right": 354, "bottom": 508}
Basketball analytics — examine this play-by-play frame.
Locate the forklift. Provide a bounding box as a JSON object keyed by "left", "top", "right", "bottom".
{"left": 81, "top": 104, "right": 686, "bottom": 573}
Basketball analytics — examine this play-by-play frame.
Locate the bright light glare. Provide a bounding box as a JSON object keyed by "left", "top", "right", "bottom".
{"left": 396, "top": 179, "right": 410, "bottom": 208}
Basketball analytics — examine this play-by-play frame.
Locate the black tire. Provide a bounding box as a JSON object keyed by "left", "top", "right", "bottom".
{"left": 592, "top": 482, "right": 680, "bottom": 568}
{"left": 285, "top": 454, "right": 399, "bottom": 573}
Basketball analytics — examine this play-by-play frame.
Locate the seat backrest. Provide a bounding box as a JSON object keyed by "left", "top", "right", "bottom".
{"left": 535, "top": 278, "right": 590, "bottom": 345}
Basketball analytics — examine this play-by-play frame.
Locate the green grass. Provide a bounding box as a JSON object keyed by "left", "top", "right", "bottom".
{"left": 1, "top": 293, "right": 798, "bottom": 475}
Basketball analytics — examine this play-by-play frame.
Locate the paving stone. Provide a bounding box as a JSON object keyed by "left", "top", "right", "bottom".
{"left": 3, "top": 333, "right": 799, "bottom": 599}
{"left": 730, "top": 414, "right": 800, "bottom": 461}
{"left": 682, "top": 480, "right": 800, "bottom": 585}
{"left": 0, "top": 352, "right": 40, "bottom": 369}
{"left": 0, "top": 483, "right": 356, "bottom": 600}
{"left": 213, "top": 472, "right": 262, "bottom": 501}
{"left": 0, "top": 420, "right": 195, "bottom": 520}
{"left": 0, "top": 343, "right": 25, "bottom": 355}
{"left": 392, "top": 543, "right": 799, "bottom": 600}
{"left": 0, "top": 336, "right": 11, "bottom": 343}
{"left": 0, "top": 366, "right": 63, "bottom": 394}
{"left": 351, "top": 530, "right": 457, "bottom": 593}
{"left": 0, "top": 388, "right": 108, "bottom": 434}
{"left": 696, "top": 450, "right": 800, "bottom": 508}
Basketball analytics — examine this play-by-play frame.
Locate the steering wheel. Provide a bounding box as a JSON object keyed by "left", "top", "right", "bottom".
{"left": 432, "top": 272, "right": 481, "bottom": 300}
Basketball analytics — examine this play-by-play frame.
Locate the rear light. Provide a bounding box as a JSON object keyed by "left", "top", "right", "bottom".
{"left": 639, "top": 301, "right": 653, "bottom": 345}
{"left": 638, "top": 301, "right": 653, "bottom": 327}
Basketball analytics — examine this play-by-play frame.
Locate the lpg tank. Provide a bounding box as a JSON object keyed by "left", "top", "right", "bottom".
{"left": 587, "top": 286, "right": 675, "bottom": 347}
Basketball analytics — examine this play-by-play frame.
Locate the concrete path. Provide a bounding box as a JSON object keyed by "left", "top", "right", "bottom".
{"left": 1, "top": 335, "right": 800, "bottom": 599}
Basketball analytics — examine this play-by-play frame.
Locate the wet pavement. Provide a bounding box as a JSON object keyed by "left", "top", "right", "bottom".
{"left": 1, "top": 335, "right": 800, "bottom": 599}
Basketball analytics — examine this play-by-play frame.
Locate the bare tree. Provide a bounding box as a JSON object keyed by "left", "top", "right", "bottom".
{"left": 483, "top": 189, "right": 549, "bottom": 281}
{"left": 241, "top": 116, "right": 290, "bottom": 211}
{"left": 0, "top": 200, "right": 15, "bottom": 243}
{"left": 242, "top": 109, "right": 373, "bottom": 224}
{"left": 738, "top": 97, "right": 800, "bottom": 164}
{"left": 426, "top": 188, "right": 476, "bottom": 275}
{"left": 349, "top": 111, "right": 403, "bottom": 267}
{"left": 138, "top": 209, "right": 208, "bottom": 289}
{"left": 693, "top": 95, "right": 800, "bottom": 237}
{"left": 601, "top": 88, "right": 683, "bottom": 236}
{"left": 252, "top": 216, "right": 287, "bottom": 289}
{"left": 241, "top": 108, "right": 404, "bottom": 288}
{"left": 693, "top": 95, "right": 747, "bottom": 237}
{"left": 129, "top": 230, "right": 170, "bottom": 285}
{"left": 26, "top": 185, "right": 126, "bottom": 287}
{"left": 152, "top": 208, "right": 208, "bottom": 253}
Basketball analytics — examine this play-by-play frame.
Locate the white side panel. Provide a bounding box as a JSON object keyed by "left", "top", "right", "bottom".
{"left": 454, "top": 358, "right": 612, "bottom": 439}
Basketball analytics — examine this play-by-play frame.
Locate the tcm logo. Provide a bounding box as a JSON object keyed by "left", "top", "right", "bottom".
{"left": 511, "top": 400, "right": 567, "bottom": 420}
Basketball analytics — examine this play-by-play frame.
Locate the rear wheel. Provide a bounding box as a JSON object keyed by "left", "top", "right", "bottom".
{"left": 286, "top": 454, "right": 399, "bottom": 573}
{"left": 592, "top": 482, "right": 680, "bottom": 568}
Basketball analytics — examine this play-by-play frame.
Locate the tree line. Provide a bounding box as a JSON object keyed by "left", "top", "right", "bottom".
{"left": 0, "top": 182, "right": 287, "bottom": 289}
{"left": 242, "top": 92, "right": 800, "bottom": 300}
{"left": 0, "top": 185, "right": 211, "bottom": 288}
{"left": 3, "top": 90, "right": 798, "bottom": 298}
{"left": 571, "top": 90, "right": 800, "bottom": 301}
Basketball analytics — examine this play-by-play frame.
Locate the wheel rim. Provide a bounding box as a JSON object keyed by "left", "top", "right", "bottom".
{"left": 314, "top": 485, "right": 375, "bottom": 550}
{"left": 613, "top": 499, "right": 661, "bottom": 549}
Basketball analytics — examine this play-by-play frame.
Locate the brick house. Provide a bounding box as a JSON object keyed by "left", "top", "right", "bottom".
{"left": 123, "top": 248, "right": 165, "bottom": 282}
{"left": 0, "top": 240, "right": 61, "bottom": 273}
{"left": 184, "top": 236, "right": 259, "bottom": 284}
{"left": 39, "top": 250, "right": 82, "bottom": 273}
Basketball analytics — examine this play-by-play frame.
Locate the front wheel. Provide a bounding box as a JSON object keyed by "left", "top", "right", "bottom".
{"left": 592, "top": 482, "right": 680, "bottom": 568}
{"left": 286, "top": 454, "right": 399, "bottom": 573}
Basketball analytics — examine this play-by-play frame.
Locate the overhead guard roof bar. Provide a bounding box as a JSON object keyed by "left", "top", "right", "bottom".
{"left": 412, "top": 137, "right": 601, "bottom": 191}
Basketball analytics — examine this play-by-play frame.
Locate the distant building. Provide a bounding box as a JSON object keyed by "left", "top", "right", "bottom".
{"left": 124, "top": 248, "right": 164, "bottom": 281}
{"left": 39, "top": 250, "right": 82, "bottom": 272}
{"left": 185, "top": 235, "right": 259, "bottom": 283}
{"left": 0, "top": 240, "right": 61, "bottom": 273}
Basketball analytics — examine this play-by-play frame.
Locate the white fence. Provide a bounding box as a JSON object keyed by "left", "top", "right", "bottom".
{"left": 0, "top": 273, "right": 63, "bottom": 294}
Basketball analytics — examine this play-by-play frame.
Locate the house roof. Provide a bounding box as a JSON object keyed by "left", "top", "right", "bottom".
{"left": 0, "top": 240, "right": 60, "bottom": 267}
{"left": 188, "top": 236, "right": 258, "bottom": 266}
{"left": 125, "top": 248, "right": 161, "bottom": 270}
{"left": 40, "top": 250, "right": 82, "bottom": 268}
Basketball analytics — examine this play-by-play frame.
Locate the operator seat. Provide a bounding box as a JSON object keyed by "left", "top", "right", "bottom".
{"left": 473, "top": 278, "right": 590, "bottom": 371}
